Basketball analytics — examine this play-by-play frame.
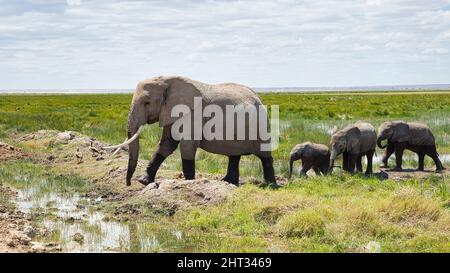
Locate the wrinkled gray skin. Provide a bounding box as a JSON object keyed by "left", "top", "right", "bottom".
{"left": 377, "top": 121, "right": 444, "bottom": 172}
{"left": 126, "top": 76, "right": 276, "bottom": 186}
{"left": 289, "top": 142, "right": 330, "bottom": 178}
{"left": 329, "top": 121, "right": 377, "bottom": 175}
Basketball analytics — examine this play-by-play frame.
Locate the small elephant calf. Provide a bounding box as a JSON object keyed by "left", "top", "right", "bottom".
{"left": 289, "top": 142, "right": 330, "bottom": 178}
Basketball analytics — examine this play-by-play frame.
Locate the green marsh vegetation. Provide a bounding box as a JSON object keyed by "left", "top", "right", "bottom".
{"left": 0, "top": 91, "right": 449, "bottom": 252}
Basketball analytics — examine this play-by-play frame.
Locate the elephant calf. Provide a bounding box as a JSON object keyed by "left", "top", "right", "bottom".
{"left": 329, "top": 121, "right": 377, "bottom": 175}
{"left": 377, "top": 121, "right": 445, "bottom": 172}
{"left": 289, "top": 142, "right": 330, "bottom": 178}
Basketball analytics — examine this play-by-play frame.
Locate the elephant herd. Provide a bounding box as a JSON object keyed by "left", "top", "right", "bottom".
{"left": 106, "top": 76, "right": 445, "bottom": 187}
{"left": 289, "top": 121, "right": 445, "bottom": 178}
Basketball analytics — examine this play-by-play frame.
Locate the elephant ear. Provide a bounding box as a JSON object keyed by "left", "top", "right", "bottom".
{"left": 391, "top": 122, "right": 410, "bottom": 143}
{"left": 159, "top": 78, "right": 203, "bottom": 127}
{"left": 346, "top": 127, "right": 361, "bottom": 154}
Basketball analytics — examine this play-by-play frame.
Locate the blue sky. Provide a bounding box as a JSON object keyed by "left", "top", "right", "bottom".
{"left": 1, "top": 0, "right": 450, "bottom": 89}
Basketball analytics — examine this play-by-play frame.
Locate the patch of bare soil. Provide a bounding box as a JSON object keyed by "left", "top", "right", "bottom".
{"left": 140, "top": 178, "right": 237, "bottom": 212}
{"left": 0, "top": 142, "right": 28, "bottom": 161}
{"left": 380, "top": 167, "right": 449, "bottom": 180}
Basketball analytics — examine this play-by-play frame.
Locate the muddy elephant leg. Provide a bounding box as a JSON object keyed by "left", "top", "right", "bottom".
{"left": 139, "top": 128, "right": 179, "bottom": 185}
{"left": 356, "top": 155, "right": 363, "bottom": 173}
{"left": 381, "top": 143, "right": 395, "bottom": 168}
{"left": 347, "top": 154, "right": 357, "bottom": 173}
{"left": 342, "top": 152, "right": 349, "bottom": 172}
{"left": 180, "top": 141, "right": 198, "bottom": 180}
{"left": 222, "top": 155, "right": 241, "bottom": 185}
{"left": 394, "top": 145, "right": 404, "bottom": 171}
{"left": 417, "top": 152, "right": 425, "bottom": 171}
{"left": 258, "top": 155, "right": 276, "bottom": 183}
{"left": 426, "top": 146, "right": 445, "bottom": 172}
{"left": 365, "top": 150, "right": 374, "bottom": 175}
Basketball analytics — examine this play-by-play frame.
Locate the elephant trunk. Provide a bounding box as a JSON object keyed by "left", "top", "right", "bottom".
{"left": 288, "top": 158, "right": 294, "bottom": 179}
{"left": 328, "top": 150, "right": 337, "bottom": 174}
{"left": 126, "top": 104, "right": 145, "bottom": 186}
{"left": 377, "top": 135, "right": 387, "bottom": 149}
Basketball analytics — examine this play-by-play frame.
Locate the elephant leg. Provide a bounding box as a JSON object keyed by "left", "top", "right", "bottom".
{"left": 342, "top": 152, "right": 349, "bottom": 171}
{"left": 182, "top": 159, "right": 195, "bottom": 179}
{"left": 300, "top": 163, "right": 312, "bottom": 176}
{"left": 394, "top": 145, "right": 404, "bottom": 171}
{"left": 365, "top": 150, "right": 374, "bottom": 175}
{"left": 180, "top": 141, "right": 198, "bottom": 180}
{"left": 347, "top": 154, "right": 357, "bottom": 173}
{"left": 139, "top": 128, "right": 179, "bottom": 185}
{"left": 417, "top": 152, "right": 425, "bottom": 171}
{"left": 381, "top": 143, "right": 394, "bottom": 168}
{"left": 426, "top": 146, "right": 445, "bottom": 172}
{"left": 258, "top": 155, "right": 276, "bottom": 183}
{"left": 356, "top": 155, "right": 363, "bottom": 173}
{"left": 222, "top": 155, "right": 241, "bottom": 185}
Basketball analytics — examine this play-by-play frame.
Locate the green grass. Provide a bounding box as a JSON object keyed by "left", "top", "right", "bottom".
{"left": 1, "top": 91, "right": 450, "bottom": 252}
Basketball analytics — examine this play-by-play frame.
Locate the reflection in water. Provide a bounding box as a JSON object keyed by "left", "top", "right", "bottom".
{"left": 15, "top": 181, "right": 185, "bottom": 252}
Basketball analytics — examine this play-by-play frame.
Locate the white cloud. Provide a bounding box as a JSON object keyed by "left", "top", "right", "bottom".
{"left": 422, "top": 48, "right": 449, "bottom": 55}
{"left": 66, "top": 0, "right": 81, "bottom": 6}
{"left": 0, "top": 0, "right": 449, "bottom": 89}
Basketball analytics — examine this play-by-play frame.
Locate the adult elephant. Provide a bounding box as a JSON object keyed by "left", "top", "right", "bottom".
{"left": 106, "top": 76, "right": 276, "bottom": 186}
{"left": 329, "top": 121, "right": 377, "bottom": 175}
{"left": 377, "top": 121, "right": 444, "bottom": 172}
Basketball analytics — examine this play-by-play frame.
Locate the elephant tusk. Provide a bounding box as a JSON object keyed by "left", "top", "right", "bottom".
{"left": 111, "top": 138, "right": 127, "bottom": 156}
{"left": 103, "top": 126, "right": 145, "bottom": 151}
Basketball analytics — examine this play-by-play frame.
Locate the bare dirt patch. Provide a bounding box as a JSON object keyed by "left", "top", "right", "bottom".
{"left": 0, "top": 142, "right": 28, "bottom": 161}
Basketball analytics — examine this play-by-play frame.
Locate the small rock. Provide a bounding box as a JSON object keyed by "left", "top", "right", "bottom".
{"left": 72, "top": 233, "right": 84, "bottom": 244}
{"left": 96, "top": 156, "right": 104, "bottom": 161}
{"left": 47, "top": 154, "right": 56, "bottom": 161}
{"left": 56, "top": 131, "right": 75, "bottom": 142}
{"left": 23, "top": 225, "right": 37, "bottom": 238}
{"left": 145, "top": 183, "right": 158, "bottom": 190}
{"left": 18, "top": 234, "right": 32, "bottom": 245}
{"left": 30, "top": 242, "right": 46, "bottom": 253}
{"left": 365, "top": 241, "right": 381, "bottom": 253}
{"left": 6, "top": 239, "right": 16, "bottom": 247}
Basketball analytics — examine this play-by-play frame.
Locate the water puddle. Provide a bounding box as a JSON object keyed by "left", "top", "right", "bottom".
{"left": 371, "top": 153, "right": 450, "bottom": 165}
{"left": 14, "top": 178, "right": 189, "bottom": 252}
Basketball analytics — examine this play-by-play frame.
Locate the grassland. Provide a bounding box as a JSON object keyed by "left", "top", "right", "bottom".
{"left": 0, "top": 91, "right": 449, "bottom": 252}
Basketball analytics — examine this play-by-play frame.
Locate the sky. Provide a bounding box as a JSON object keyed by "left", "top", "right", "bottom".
{"left": 1, "top": 0, "right": 450, "bottom": 89}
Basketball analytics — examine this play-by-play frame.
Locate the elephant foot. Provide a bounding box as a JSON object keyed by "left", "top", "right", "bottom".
{"left": 392, "top": 167, "right": 403, "bottom": 172}
{"left": 182, "top": 159, "right": 195, "bottom": 180}
{"left": 222, "top": 175, "right": 239, "bottom": 186}
{"left": 417, "top": 167, "right": 425, "bottom": 172}
{"left": 436, "top": 166, "right": 445, "bottom": 173}
{"left": 380, "top": 164, "right": 388, "bottom": 169}
{"left": 138, "top": 173, "right": 154, "bottom": 186}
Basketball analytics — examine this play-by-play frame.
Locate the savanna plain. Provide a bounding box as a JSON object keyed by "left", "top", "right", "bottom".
{"left": 0, "top": 91, "right": 449, "bottom": 253}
